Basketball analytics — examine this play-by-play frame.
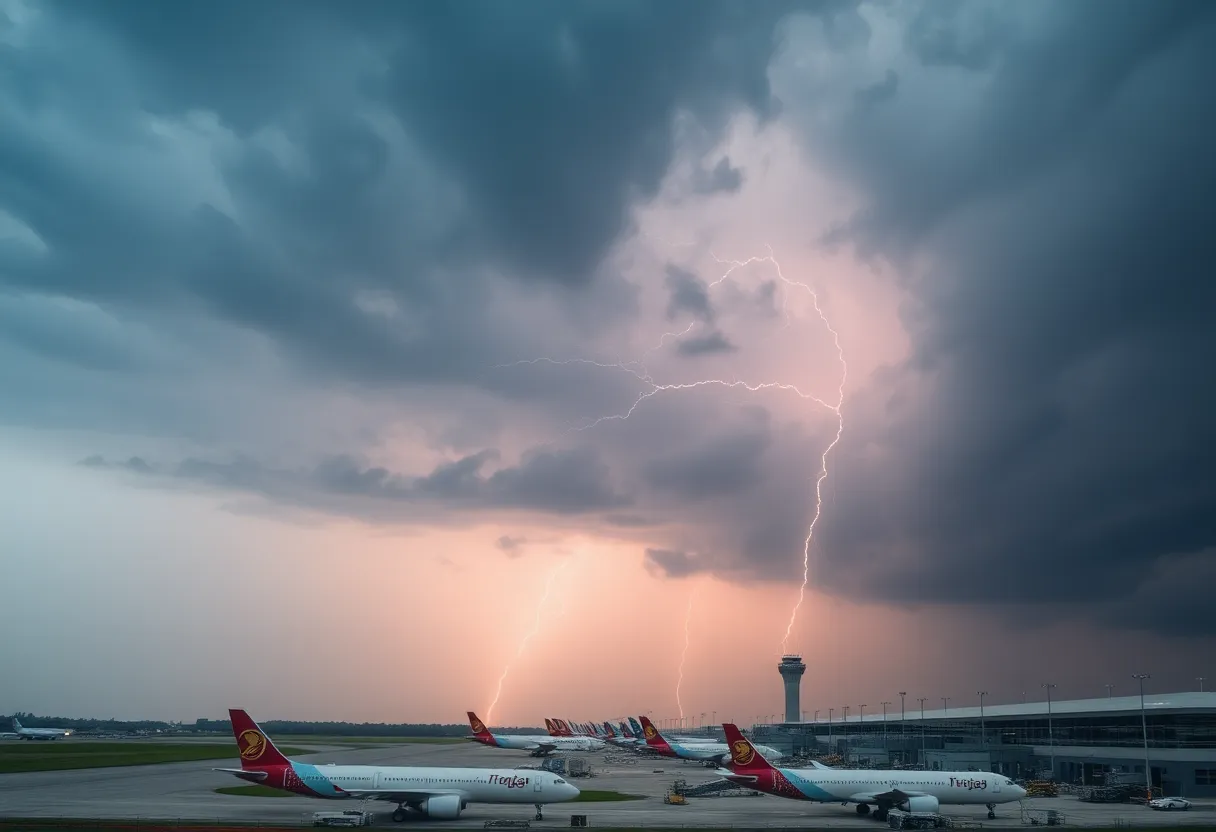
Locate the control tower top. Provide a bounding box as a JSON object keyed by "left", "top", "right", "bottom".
{"left": 778, "top": 655, "right": 806, "bottom": 676}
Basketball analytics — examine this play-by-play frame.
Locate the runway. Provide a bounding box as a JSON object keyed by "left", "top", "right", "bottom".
{"left": 1, "top": 741, "right": 1212, "bottom": 828}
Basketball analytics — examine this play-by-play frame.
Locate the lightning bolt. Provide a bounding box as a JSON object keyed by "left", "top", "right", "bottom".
{"left": 486, "top": 557, "right": 571, "bottom": 724}
{"left": 675, "top": 589, "right": 695, "bottom": 720}
{"left": 706, "top": 249, "right": 848, "bottom": 654}
{"left": 492, "top": 246, "right": 847, "bottom": 658}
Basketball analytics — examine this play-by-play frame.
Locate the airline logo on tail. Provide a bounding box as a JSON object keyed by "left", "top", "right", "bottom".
{"left": 471, "top": 716, "right": 487, "bottom": 734}
{"left": 238, "top": 729, "right": 267, "bottom": 761}
{"left": 731, "top": 738, "right": 755, "bottom": 767}
{"left": 643, "top": 723, "right": 657, "bottom": 739}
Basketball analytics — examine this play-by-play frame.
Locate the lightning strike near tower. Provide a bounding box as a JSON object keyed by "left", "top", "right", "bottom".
{"left": 493, "top": 246, "right": 847, "bottom": 664}
{"left": 706, "top": 249, "right": 849, "bottom": 654}
{"left": 486, "top": 557, "right": 571, "bottom": 723}
{"left": 675, "top": 589, "right": 695, "bottom": 720}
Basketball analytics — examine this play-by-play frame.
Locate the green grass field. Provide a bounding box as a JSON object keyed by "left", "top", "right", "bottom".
{"left": 570, "top": 789, "right": 646, "bottom": 802}
{"left": 0, "top": 742, "right": 310, "bottom": 773}
{"left": 215, "top": 784, "right": 298, "bottom": 797}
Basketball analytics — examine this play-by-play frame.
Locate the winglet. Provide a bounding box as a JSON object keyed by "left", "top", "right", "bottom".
{"left": 722, "top": 723, "right": 775, "bottom": 772}
{"left": 228, "top": 709, "right": 291, "bottom": 769}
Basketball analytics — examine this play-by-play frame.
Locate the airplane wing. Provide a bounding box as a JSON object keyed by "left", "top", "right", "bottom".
{"left": 213, "top": 768, "right": 268, "bottom": 782}
{"left": 850, "top": 787, "right": 929, "bottom": 805}
{"left": 534, "top": 742, "right": 557, "bottom": 753}
{"left": 339, "top": 788, "right": 466, "bottom": 803}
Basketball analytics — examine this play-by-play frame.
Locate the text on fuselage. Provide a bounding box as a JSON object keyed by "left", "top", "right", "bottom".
{"left": 489, "top": 774, "right": 531, "bottom": 789}
{"left": 950, "top": 777, "right": 988, "bottom": 791}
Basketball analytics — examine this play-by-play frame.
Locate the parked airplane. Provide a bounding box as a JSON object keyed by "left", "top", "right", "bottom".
{"left": 638, "top": 716, "right": 784, "bottom": 763}
{"left": 716, "top": 723, "right": 1026, "bottom": 821}
{"left": 628, "top": 716, "right": 706, "bottom": 744}
{"left": 466, "top": 712, "right": 604, "bottom": 755}
{"left": 10, "top": 718, "right": 71, "bottom": 740}
{"left": 214, "top": 709, "right": 579, "bottom": 822}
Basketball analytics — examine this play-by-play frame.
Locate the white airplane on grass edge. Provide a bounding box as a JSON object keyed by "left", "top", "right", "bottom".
{"left": 8, "top": 718, "right": 71, "bottom": 740}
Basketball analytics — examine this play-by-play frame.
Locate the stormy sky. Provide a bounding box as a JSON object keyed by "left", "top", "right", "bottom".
{"left": 2, "top": 0, "right": 1214, "bottom": 724}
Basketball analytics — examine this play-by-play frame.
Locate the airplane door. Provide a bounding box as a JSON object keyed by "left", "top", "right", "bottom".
{"left": 534, "top": 780, "right": 543, "bottom": 793}
{"left": 992, "top": 780, "right": 1001, "bottom": 794}
{"left": 373, "top": 771, "right": 382, "bottom": 789}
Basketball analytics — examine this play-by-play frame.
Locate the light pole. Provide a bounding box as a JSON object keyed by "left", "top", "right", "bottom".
{"left": 881, "top": 701, "right": 892, "bottom": 753}
{"left": 1198, "top": 677, "right": 1206, "bottom": 693}
{"left": 977, "top": 692, "right": 988, "bottom": 748}
{"left": 899, "top": 692, "right": 907, "bottom": 762}
{"left": 829, "top": 708, "right": 834, "bottom": 748}
{"left": 1042, "top": 683, "right": 1057, "bottom": 780}
{"left": 917, "top": 697, "right": 928, "bottom": 766}
{"left": 941, "top": 696, "right": 950, "bottom": 716}
{"left": 860, "top": 704, "right": 866, "bottom": 727}
{"left": 1105, "top": 684, "right": 1114, "bottom": 698}
{"left": 1134, "top": 673, "right": 1152, "bottom": 800}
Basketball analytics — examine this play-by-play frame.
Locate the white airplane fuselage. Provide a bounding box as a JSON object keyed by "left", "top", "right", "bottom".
{"left": 483, "top": 734, "right": 604, "bottom": 752}
{"left": 11, "top": 720, "right": 70, "bottom": 740}
{"left": 723, "top": 766, "right": 1026, "bottom": 809}
{"left": 664, "top": 739, "right": 785, "bottom": 762}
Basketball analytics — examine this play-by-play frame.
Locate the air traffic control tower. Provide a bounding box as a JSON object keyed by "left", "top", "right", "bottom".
{"left": 778, "top": 655, "right": 807, "bottom": 723}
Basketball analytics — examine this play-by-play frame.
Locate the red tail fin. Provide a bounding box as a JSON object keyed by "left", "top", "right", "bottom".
{"left": 467, "top": 711, "right": 494, "bottom": 739}
{"left": 638, "top": 715, "right": 675, "bottom": 754}
{"left": 722, "top": 723, "right": 774, "bottom": 772}
{"left": 229, "top": 709, "right": 291, "bottom": 769}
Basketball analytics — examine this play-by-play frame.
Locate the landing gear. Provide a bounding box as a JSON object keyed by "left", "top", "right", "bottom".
{"left": 875, "top": 808, "right": 890, "bottom": 822}
{"left": 856, "top": 803, "right": 871, "bottom": 816}
{"left": 986, "top": 802, "right": 996, "bottom": 820}
{"left": 391, "top": 806, "right": 407, "bottom": 823}
{"left": 535, "top": 803, "right": 544, "bottom": 821}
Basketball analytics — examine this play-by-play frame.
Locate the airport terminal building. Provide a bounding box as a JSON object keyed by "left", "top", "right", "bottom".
{"left": 750, "top": 691, "right": 1216, "bottom": 798}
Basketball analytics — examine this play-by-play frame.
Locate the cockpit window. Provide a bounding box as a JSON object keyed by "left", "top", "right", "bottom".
{"left": 554, "top": 778, "right": 566, "bottom": 784}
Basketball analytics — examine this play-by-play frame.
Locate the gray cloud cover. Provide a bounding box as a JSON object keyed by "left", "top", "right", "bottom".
{"left": 4, "top": 0, "right": 1215, "bottom": 645}
{"left": 789, "top": 0, "right": 1216, "bottom": 635}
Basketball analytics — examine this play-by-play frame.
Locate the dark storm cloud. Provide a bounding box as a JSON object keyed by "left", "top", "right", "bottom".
{"left": 495, "top": 535, "right": 527, "bottom": 558}
{"left": 790, "top": 0, "right": 1216, "bottom": 633}
{"left": 643, "top": 548, "right": 702, "bottom": 578}
{"left": 81, "top": 445, "right": 631, "bottom": 517}
{"left": 854, "top": 69, "right": 898, "bottom": 110}
{"left": 690, "top": 157, "right": 745, "bottom": 196}
{"left": 664, "top": 265, "right": 716, "bottom": 323}
{"left": 675, "top": 331, "right": 738, "bottom": 357}
{"left": 3, "top": 0, "right": 859, "bottom": 397}
{"left": 643, "top": 424, "right": 770, "bottom": 499}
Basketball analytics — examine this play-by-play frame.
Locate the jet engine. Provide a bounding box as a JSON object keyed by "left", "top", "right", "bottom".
{"left": 420, "top": 795, "right": 463, "bottom": 819}
{"left": 900, "top": 795, "right": 940, "bottom": 813}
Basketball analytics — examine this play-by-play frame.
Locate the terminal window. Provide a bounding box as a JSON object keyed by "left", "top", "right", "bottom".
{"left": 1197, "top": 769, "right": 1214, "bottom": 786}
